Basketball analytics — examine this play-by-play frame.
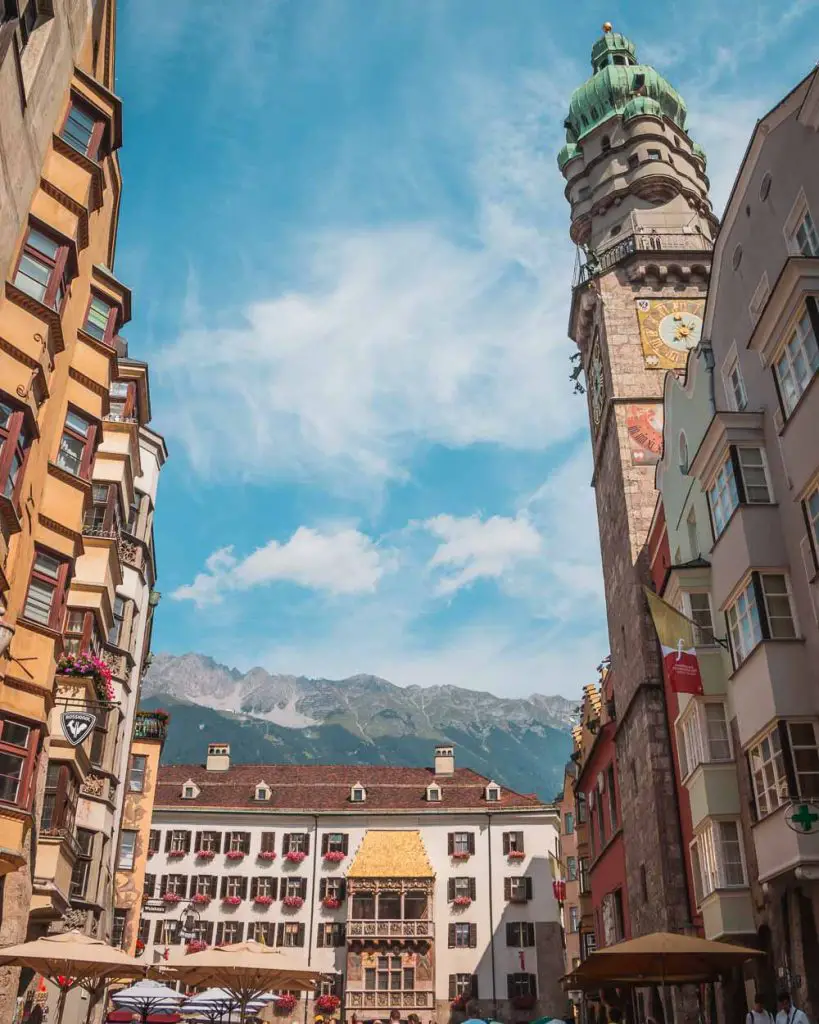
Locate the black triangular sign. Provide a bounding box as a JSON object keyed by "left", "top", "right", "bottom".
{"left": 61, "top": 711, "right": 96, "bottom": 747}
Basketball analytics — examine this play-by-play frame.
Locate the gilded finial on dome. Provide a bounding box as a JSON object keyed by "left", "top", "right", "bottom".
{"left": 602, "top": 22, "right": 613, "bottom": 32}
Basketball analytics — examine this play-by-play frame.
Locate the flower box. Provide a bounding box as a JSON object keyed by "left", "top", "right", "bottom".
{"left": 451, "top": 851, "right": 471, "bottom": 860}
{"left": 222, "top": 896, "right": 243, "bottom": 907}
{"left": 450, "top": 997, "right": 467, "bottom": 1011}
{"left": 322, "top": 897, "right": 342, "bottom": 910}
{"left": 315, "top": 995, "right": 340, "bottom": 1013}
{"left": 323, "top": 850, "right": 345, "bottom": 863}
{"left": 285, "top": 850, "right": 306, "bottom": 863}
{"left": 275, "top": 995, "right": 298, "bottom": 1013}
{"left": 135, "top": 940, "right": 145, "bottom": 958}
{"left": 512, "top": 995, "right": 536, "bottom": 1010}
{"left": 254, "top": 895, "right": 274, "bottom": 906}
{"left": 282, "top": 895, "right": 304, "bottom": 908}
{"left": 162, "top": 892, "right": 181, "bottom": 904}
{"left": 196, "top": 849, "right": 216, "bottom": 860}
{"left": 56, "top": 650, "right": 115, "bottom": 702}
{"left": 226, "top": 849, "right": 246, "bottom": 861}
{"left": 186, "top": 940, "right": 208, "bottom": 954}
{"left": 508, "top": 850, "right": 526, "bottom": 860}
{"left": 258, "top": 850, "right": 277, "bottom": 861}
{"left": 168, "top": 850, "right": 186, "bottom": 860}
{"left": 191, "top": 893, "right": 211, "bottom": 906}
{"left": 452, "top": 896, "right": 472, "bottom": 907}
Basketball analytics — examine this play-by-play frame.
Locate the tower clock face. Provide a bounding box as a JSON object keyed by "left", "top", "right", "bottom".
{"left": 636, "top": 298, "right": 705, "bottom": 369}
{"left": 588, "top": 341, "right": 605, "bottom": 429}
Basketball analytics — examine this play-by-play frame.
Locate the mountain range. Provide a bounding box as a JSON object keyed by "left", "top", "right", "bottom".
{"left": 141, "top": 653, "right": 576, "bottom": 799}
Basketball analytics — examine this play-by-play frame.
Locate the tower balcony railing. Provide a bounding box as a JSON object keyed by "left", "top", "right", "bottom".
{"left": 347, "top": 920, "right": 433, "bottom": 940}
{"left": 346, "top": 990, "right": 434, "bottom": 1010}
{"left": 574, "top": 229, "right": 712, "bottom": 287}
{"left": 133, "top": 710, "right": 168, "bottom": 743}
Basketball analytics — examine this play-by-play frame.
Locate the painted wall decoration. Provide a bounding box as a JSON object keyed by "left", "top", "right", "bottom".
{"left": 636, "top": 298, "right": 705, "bottom": 369}
{"left": 625, "top": 404, "right": 663, "bottom": 465}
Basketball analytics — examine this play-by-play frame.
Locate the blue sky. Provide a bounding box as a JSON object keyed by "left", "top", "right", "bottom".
{"left": 115, "top": 0, "right": 817, "bottom": 698}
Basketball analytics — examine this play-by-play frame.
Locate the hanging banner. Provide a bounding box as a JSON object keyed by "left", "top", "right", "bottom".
{"left": 643, "top": 587, "right": 704, "bottom": 695}
{"left": 60, "top": 710, "right": 96, "bottom": 746}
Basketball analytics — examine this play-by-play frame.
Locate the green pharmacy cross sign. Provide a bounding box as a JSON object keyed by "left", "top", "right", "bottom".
{"left": 786, "top": 802, "right": 819, "bottom": 834}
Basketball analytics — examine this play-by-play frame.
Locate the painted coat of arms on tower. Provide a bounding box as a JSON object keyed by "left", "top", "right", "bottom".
{"left": 636, "top": 298, "right": 705, "bottom": 369}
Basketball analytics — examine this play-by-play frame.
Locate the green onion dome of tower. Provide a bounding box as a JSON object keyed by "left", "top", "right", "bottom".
{"left": 558, "top": 23, "right": 688, "bottom": 169}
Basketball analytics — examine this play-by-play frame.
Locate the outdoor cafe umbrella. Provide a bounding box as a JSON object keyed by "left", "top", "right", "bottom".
{"left": 181, "top": 987, "right": 276, "bottom": 1022}
{"left": 0, "top": 930, "right": 146, "bottom": 1024}
{"left": 159, "top": 941, "right": 321, "bottom": 1024}
{"left": 565, "top": 931, "right": 764, "bottom": 988}
{"left": 112, "top": 979, "right": 186, "bottom": 1023}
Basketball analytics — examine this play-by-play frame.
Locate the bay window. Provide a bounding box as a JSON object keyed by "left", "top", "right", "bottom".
{"left": 750, "top": 721, "right": 819, "bottom": 818}
{"left": 775, "top": 303, "right": 819, "bottom": 415}
{"left": 0, "top": 398, "right": 31, "bottom": 504}
{"left": 677, "top": 702, "right": 732, "bottom": 779}
{"left": 23, "top": 549, "right": 70, "bottom": 629}
{"left": 708, "top": 448, "right": 773, "bottom": 537}
{"left": 42, "top": 762, "right": 78, "bottom": 834}
{"left": 691, "top": 821, "right": 746, "bottom": 902}
{"left": 0, "top": 716, "right": 38, "bottom": 808}
{"left": 13, "top": 227, "right": 70, "bottom": 311}
{"left": 685, "top": 591, "right": 715, "bottom": 646}
{"left": 82, "top": 294, "right": 118, "bottom": 345}
{"left": 726, "top": 573, "right": 796, "bottom": 667}
{"left": 805, "top": 485, "right": 819, "bottom": 567}
{"left": 64, "top": 608, "right": 102, "bottom": 657}
{"left": 70, "top": 829, "right": 94, "bottom": 899}
{"left": 708, "top": 458, "right": 739, "bottom": 536}
{"left": 60, "top": 97, "right": 106, "bottom": 160}
{"left": 56, "top": 408, "right": 97, "bottom": 479}
{"left": 117, "top": 830, "right": 137, "bottom": 870}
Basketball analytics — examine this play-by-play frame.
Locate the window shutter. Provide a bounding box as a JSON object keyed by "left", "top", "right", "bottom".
{"left": 470, "top": 975, "right": 478, "bottom": 998}
{"left": 303, "top": 833, "right": 310, "bottom": 855}
{"left": 745, "top": 752, "right": 759, "bottom": 823}
{"left": 164, "top": 831, "right": 172, "bottom": 852}
{"left": 342, "top": 833, "right": 349, "bottom": 854}
{"left": 729, "top": 447, "right": 746, "bottom": 503}
{"left": 299, "top": 878, "right": 307, "bottom": 899}
{"left": 467, "top": 832, "right": 475, "bottom": 855}
{"left": 317, "top": 924, "right": 324, "bottom": 948}
{"left": 339, "top": 879, "right": 346, "bottom": 901}
{"left": 448, "top": 879, "right": 455, "bottom": 902}
{"left": 448, "top": 976, "right": 456, "bottom": 1001}
{"left": 338, "top": 924, "right": 346, "bottom": 945}
{"left": 220, "top": 877, "right": 227, "bottom": 898}
{"left": 447, "top": 833, "right": 454, "bottom": 855}
{"left": 469, "top": 878, "right": 476, "bottom": 901}
{"left": 189, "top": 876, "right": 197, "bottom": 898}
{"left": 215, "top": 832, "right": 223, "bottom": 854}
{"left": 261, "top": 831, "right": 274, "bottom": 854}
{"left": 527, "top": 923, "right": 535, "bottom": 946}
{"left": 778, "top": 720, "right": 798, "bottom": 797}
{"left": 516, "top": 831, "right": 524, "bottom": 852}
{"left": 160, "top": 875, "right": 167, "bottom": 895}
{"left": 276, "top": 923, "right": 284, "bottom": 947}
{"left": 282, "top": 833, "right": 291, "bottom": 854}
{"left": 216, "top": 923, "right": 224, "bottom": 946}
{"left": 525, "top": 876, "right": 533, "bottom": 900}
{"left": 529, "top": 974, "right": 537, "bottom": 997}
{"left": 502, "top": 832, "right": 510, "bottom": 855}
{"left": 235, "top": 923, "right": 245, "bottom": 942}
{"left": 79, "top": 423, "right": 97, "bottom": 479}
{"left": 241, "top": 877, "right": 248, "bottom": 900}
{"left": 469, "top": 923, "right": 477, "bottom": 947}
{"left": 751, "top": 572, "right": 770, "bottom": 638}
{"left": 319, "top": 878, "right": 327, "bottom": 900}
{"left": 297, "top": 923, "right": 305, "bottom": 946}
{"left": 504, "top": 878, "right": 511, "bottom": 901}
{"left": 506, "top": 922, "right": 514, "bottom": 946}
{"left": 251, "top": 877, "right": 258, "bottom": 899}
{"left": 271, "top": 877, "right": 278, "bottom": 900}
{"left": 194, "top": 832, "right": 201, "bottom": 851}
{"left": 448, "top": 924, "right": 456, "bottom": 948}
{"left": 507, "top": 976, "right": 514, "bottom": 1000}
{"left": 205, "top": 921, "right": 214, "bottom": 944}
{"left": 321, "top": 833, "right": 329, "bottom": 855}
{"left": 155, "top": 920, "right": 163, "bottom": 943}
{"left": 242, "top": 832, "right": 250, "bottom": 854}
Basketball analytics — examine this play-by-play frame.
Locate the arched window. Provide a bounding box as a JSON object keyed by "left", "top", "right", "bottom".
{"left": 678, "top": 432, "right": 689, "bottom": 474}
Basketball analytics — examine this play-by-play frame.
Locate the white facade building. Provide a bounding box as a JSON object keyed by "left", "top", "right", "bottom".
{"left": 137, "top": 744, "right": 565, "bottom": 1023}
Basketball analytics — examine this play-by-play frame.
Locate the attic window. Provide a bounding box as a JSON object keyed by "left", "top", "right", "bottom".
{"left": 255, "top": 782, "right": 271, "bottom": 801}
{"left": 486, "top": 782, "right": 501, "bottom": 803}
{"left": 601, "top": 135, "right": 611, "bottom": 152}
{"left": 351, "top": 784, "right": 366, "bottom": 803}
{"left": 590, "top": 106, "right": 598, "bottom": 119}
{"left": 633, "top": 73, "right": 645, "bottom": 90}
{"left": 759, "top": 173, "right": 772, "bottom": 201}
{"left": 182, "top": 780, "right": 199, "bottom": 800}
{"left": 427, "top": 785, "right": 441, "bottom": 802}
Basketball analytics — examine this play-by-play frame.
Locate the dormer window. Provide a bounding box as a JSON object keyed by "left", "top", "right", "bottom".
{"left": 182, "top": 780, "right": 199, "bottom": 799}
{"left": 255, "top": 781, "right": 271, "bottom": 801}
{"left": 427, "top": 785, "right": 441, "bottom": 802}
{"left": 60, "top": 95, "right": 107, "bottom": 161}
{"left": 486, "top": 782, "right": 501, "bottom": 803}
{"left": 351, "top": 783, "right": 366, "bottom": 803}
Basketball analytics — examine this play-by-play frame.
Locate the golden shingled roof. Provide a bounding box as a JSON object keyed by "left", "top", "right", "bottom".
{"left": 347, "top": 830, "right": 434, "bottom": 878}
{"left": 583, "top": 683, "right": 601, "bottom": 715}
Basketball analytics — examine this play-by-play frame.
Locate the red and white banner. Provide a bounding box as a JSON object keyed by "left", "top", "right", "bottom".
{"left": 644, "top": 587, "right": 704, "bottom": 695}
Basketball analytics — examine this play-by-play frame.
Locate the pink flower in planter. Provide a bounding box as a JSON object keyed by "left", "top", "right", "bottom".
{"left": 275, "top": 994, "right": 298, "bottom": 1013}
{"left": 323, "top": 851, "right": 345, "bottom": 863}
{"left": 253, "top": 895, "right": 274, "bottom": 906}
{"left": 282, "top": 895, "right": 304, "bottom": 908}
{"left": 168, "top": 850, "right": 186, "bottom": 859}
{"left": 285, "top": 850, "right": 306, "bottom": 863}
{"left": 451, "top": 851, "right": 470, "bottom": 860}
{"left": 186, "top": 940, "right": 208, "bottom": 954}
{"left": 226, "top": 849, "right": 246, "bottom": 861}
{"left": 222, "top": 895, "right": 243, "bottom": 907}
{"left": 322, "top": 897, "right": 342, "bottom": 910}
{"left": 196, "top": 849, "right": 215, "bottom": 860}
{"left": 162, "top": 892, "right": 181, "bottom": 904}
{"left": 257, "top": 850, "right": 277, "bottom": 861}
{"left": 191, "top": 893, "right": 211, "bottom": 906}
{"left": 315, "top": 995, "right": 340, "bottom": 1013}
{"left": 453, "top": 896, "right": 472, "bottom": 907}
{"left": 508, "top": 850, "right": 526, "bottom": 860}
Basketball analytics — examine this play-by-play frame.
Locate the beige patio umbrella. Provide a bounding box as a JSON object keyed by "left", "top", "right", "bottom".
{"left": 159, "top": 941, "right": 322, "bottom": 1023}
{"left": 0, "top": 930, "right": 146, "bottom": 1024}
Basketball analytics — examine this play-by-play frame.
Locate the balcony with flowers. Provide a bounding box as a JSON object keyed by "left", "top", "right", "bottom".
{"left": 225, "top": 849, "right": 246, "bottom": 862}
{"left": 133, "top": 709, "right": 169, "bottom": 743}
{"left": 56, "top": 650, "right": 115, "bottom": 703}
{"left": 284, "top": 850, "right": 306, "bottom": 864}
{"left": 282, "top": 895, "right": 304, "bottom": 909}
{"left": 195, "top": 848, "right": 215, "bottom": 861}
{"left": 222, "top": 896, "right": 243, "bottom": 907}
{"left": 315, "top": 995, "right": 340, "bottom": 1015}
{"left": 323, "top": 850, "right": 345, "bottom": 863}
{"left": 253, "top": 895, "right": 274, "bottom": 907}
{"left": 190, "top": 893, "right": 211, "bottom": 906}
{"left": 186, "top": 940, "right": 208, "bottom": 954}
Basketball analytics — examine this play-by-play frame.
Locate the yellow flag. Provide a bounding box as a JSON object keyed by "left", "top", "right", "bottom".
{"left": 643, "top": 587, "right": 704, "bottom": 695}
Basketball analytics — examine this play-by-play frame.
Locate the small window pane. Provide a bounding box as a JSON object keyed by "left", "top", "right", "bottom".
{"left": 2, "top": 721, "right": 30, "bottom": 748}
{"left": 0, "top": 752, "right": 25, "bottom": 803}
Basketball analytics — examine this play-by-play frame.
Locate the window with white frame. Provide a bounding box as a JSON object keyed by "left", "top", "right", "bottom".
{"left": 749, "top": 726, "right": 789, "bottom": 816}
{"left": 685, "top": 591, "right": 714, "bottom": 646}
{"left": 737, "top": 448, "right": 773, "bottom": 503}
{"left": 722, "top": 345, "right": 748, "bottom": 412}
{"left": 691, "top": 821, "right": 746, "bottom": 902}
{"left": 708, "top": 457, "right": 739, "bottom": 536}
{"left": 761, "top": 573, "right": 797, "bottom": 639}
{"left": 708, "top": 448, "right": 773, "bottom": 537}
{"left": 677, "top": 702, "right": 731, "bottom": 779}
{"left": 788, "top": 721, "right": 819, "bottom": 799}
{"left": 726, "top": 573, "right": 795, "bottom": 666}
{"left": 806, "top": 484, "right": 819, "bottom": 561}
{"left": 774, "top": 305, "right": 819, "bottom": 415}
{"left": 787, "top": 205, "right": 819, "bottom": 257}
{"left": 752, "top": 721, "right": 819, "bottom": 817}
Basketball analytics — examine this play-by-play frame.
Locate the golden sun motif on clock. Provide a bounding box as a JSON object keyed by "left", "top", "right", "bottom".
{"left": 636, "top": 298, "right": 705, "bottom": 370}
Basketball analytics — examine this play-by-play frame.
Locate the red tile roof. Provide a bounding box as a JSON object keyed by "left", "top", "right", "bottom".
{"left": 154, "top": 763, "right": 547, "bottom": 812}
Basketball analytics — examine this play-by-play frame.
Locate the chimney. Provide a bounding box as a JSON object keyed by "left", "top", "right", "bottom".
{"left": 207, "top": 743, "right": 230, "bottom": 772}
{"left": 433, "top": 744, "right": 455, "bottom": 776}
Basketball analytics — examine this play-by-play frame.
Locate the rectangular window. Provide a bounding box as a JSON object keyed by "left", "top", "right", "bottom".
{"left": 108, "top": 595, "right": 126, "bottom": 647}
{"left": 194, "top": 875, "right": 217, "bottom": 898}
{"left": 70, "top": 829, "right": 94, "bottom": 899}
{"left": 13, "top": 227, "right": 70, "bottom": 310}
{"left": 23, "top": 550, "right": 69, "bottom": 629}
{"left": 143, "top": 874, "right": 156, "bottom": 897}
{"left": 317, "top": 923, "right": 346, "bottom": 947}
{"left": 83, "top": 294, "right": 117, "bottom": 345}
{"left": 0, "top": 717, "right": 37, "bottom": 808}
{"left": 578, "top": 858, "right": 590, "bottom": 894}
{"left": 576, "top": 792, "right": 587, "bottom": 824}
{"left": 283, "top": 832, "right": 308, "bottom": 854}
{"left": 806, "top": 485, "right": 819, "bottom": 565}
{"left": 251, "top": 922, "right": 276, "bottom": 945}
{"left": 507, "top": 974, "right": 536, "bottom": 999}
{"left": 89, "top": 709, "right": 108, "bottom": 767}
{"left": 564, "top": 811, "right": 575, "bottom": 834}
{"left": 450, "top": 974, "right": 477, "bottom": 1000}
{"left": 217, "top": 921, "right": 244, "bottom": 945}
{"left": 156, "top": 920, "right": 179, "bottom": 946}
{"left": 503, "top": 831, "right": 524, "bottom": 854}
{"left": 128, "top": 753, "right": 147, "bottom": 793}
{"left": 775, "top": 306, "right": 819, "bottom": 416}
{"left": 708, "top": 457, "right": 739, "bottom": 536}
{"left": 737, "top": 448, "right": 772, "bottom": 503}
{"left": 60, "top": 97, "right": 105, "bottom": 159}
{"left": 452, "top": 922, "right": 475, "bottom": 948}
{"left": 451, "top": 832, "right": 472, "bottom": 855}
{"left": 0, "top": 397, "right": 31, "bottom": 504}
{"left": 284, "top": 877, "right": 305, "bottom": 900}
{"left": 111, "top": 909, "right": 127, "bottom": 949}
{"left": 569, "top": 906, "right": 579, "bottom": 932}
{"left": 505, "top": 876, "right": 532, "bottom": 902}
{"left": 693, "top": 821, "right": 746, "bottom": 900}
{"left": 225, "top": 876, "right": 245, "bottom": 898}
{"left": 505, "top": 922, "right": 535, "bottom": 946}
{"left": 167, "top": 830, "right": 191, "bottom": 854}
{"left": 726, "top": 579, "right": 763, "bottom": 665}
{"left": 57, "top": 408, "right": 96, "bottom": 479}
{"left": 647, "top": 149, "right": 661, "bottom": 161}
{"left": 761, "top": 573, "right": 797, "bottom": 639}
{"left": 281, "top": 923, "right": 303, "bottom": 948}
{"left": 254, "top": 876, "right": 276, "bottom": 899}
{"left": 118, "top": 830, "right": 137, "bottom": 870}
{"left": 686, "top": 591, "right": 715, "bottom": 646}
{"left": 148, "top": 829, "right": 160, "bottom": 855}
{"left": 566, "top": 856, "right": 577, "bottom": 881}
{"left": 750, "top": 726, "right": 789, "bottom": 817}
{"left": 226, "top": 831, "right": 250, "bottom": 854}
{"left": 703, "top": 703, "right": 731, "bottom": 760}
{"left": 41, "top": 762, "right": 78, "bottom": 833}
{"left": 199, "top": 831, "right": 221, "bottom": 854}
{"left": 788, "top": 721, "right": 819, "bottom": 799}
{"left": 790, "top": 210, "right": 819, "bottom": 257}
{"left": 724, "top": 356, "right": 748, "bottom": 411}
{"left": 165, "top": 874, "right": 186, "bottom": 896}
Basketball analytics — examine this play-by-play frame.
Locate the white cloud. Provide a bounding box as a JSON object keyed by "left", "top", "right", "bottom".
{"left": 172, "top": 526, "right": 388, "bottom": 607}
{"left": 424, "top": 513, "right": 542, "bottom": 596}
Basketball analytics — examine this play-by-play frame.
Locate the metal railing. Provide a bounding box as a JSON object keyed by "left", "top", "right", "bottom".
{"left": 574, "top": 230, "right": 712, "bottom": 287}
{"left": 346, "top": 992, "right": 434, "bottom": 1009}
{"left": 134, "top": 710, "right": 168, "bottom": 742}
{"left": 346, "top": 920, "right": 433, "bottom": 938}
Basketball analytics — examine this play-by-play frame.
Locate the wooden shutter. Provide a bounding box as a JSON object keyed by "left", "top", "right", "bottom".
{"left": 250, "top": 877, "right": 259, "bottom": 899}
{"left": 299, "top": 877, "right": 307, "bottom": 899}
{"left": 448, "top": 924, "right": 456, "bottom": 948}
{"left": 205, "top": 921, "right": 215, "bottom": 944}
{"left": 321, "top": 833, "right": 329, "bottom": 855}
{"left": 516, "top": 831, "right": 524, "bottom": 852}
{"left": 159, "top": 875, "right": 167, "bottom": 895}
{"left": 261, "top": 831, "right": 274, "bottom": 853}
{"left": 339, "top": 879, "right": 346, "bottom": 901}
{"left": 528, "top": 974, "right": 537, "bottom": 997}
{"left": 242, "top": 832, "right": 250, "bottom": 854}
{"left": 506, "top": 922, "right": 515, "bottom": 946}
{"left": 297, "top": 923, "right": 305, "bottom": 946}
{"left": 303, "top": 833, "right": 310, "bottom": 855}
{"left": 79, "top": 423, "right": 97, "bottom": 479}
{"left": 469, "top": 924, "right": 477, "bottom": 947}
{"left": 164, "top": 831, "right": 172, "bottom": 852}
{"left": 276, "top": 923, "right": 284, "bottom": 947}
{"left": 502, "top": 832, "right": 510, "bottom": 855}
{"left": 240, "top": 877, "right": 249, "bottom": 900}
{"left": 317, "top": 924, "right": 325, "bottom": 948}
{"left": 155, "top": 920, "right": 164, "bottom": 942}
{"left": 469, "top": 878, "right": 476, "bottom": 901}
{"left": 338, "top": 924, "right": 346, "bottom": 945}
{"left": 194, "top": 832, "right": 201, "bottom": 852}
{"left": 215, "top": 923, "right": 224, "bottom": 945}
{"left": 215, "top": 832, "right": 223, "bottom": 854}
{"left": 447, "top": 833, "right": 454, "bottom": 855}
{"left": 525, "top": 876, "right": 533, "bottom": 900}
{"left": 447, "top": 879, "right": 455, "bottom": 902}
{"left": 188, "top": 876, "right": 197, "bottom": 898}
{"left": 234, "top": 922, "right": 245, "bottom": 942}
{"left": 504, "top": 878, "right": 511, "bottom": 901}
{"left": 319, "top": 878, "right": 327, "bottom": 900}
{"left": 507, "top": 976, "right": 514, "bottom": 1000}
{"left": 342, "top": 834, "right": 349, "bottom": 854}
{"left": 526, "top": 922, "right": 535, "bottom": 946}
{"left": 467, "top": 832, "right": 475, "bottom": 854}
{"left": 448, "top": 976, "right": 456, "bottom": 1000}
{"left": 470, "top": 976, "right": 478, "bottom": 998}
{"left": 184, "top": 831, "right": 192, "bottom": 852}
{"left": 282, "top": 833, "right": 291, "bottom": 854}
{"left": 271, "top": 877, "right": 278, "bottom": 900}
{"left": 220, "top": 877, "right": 228, "bottom": 898}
